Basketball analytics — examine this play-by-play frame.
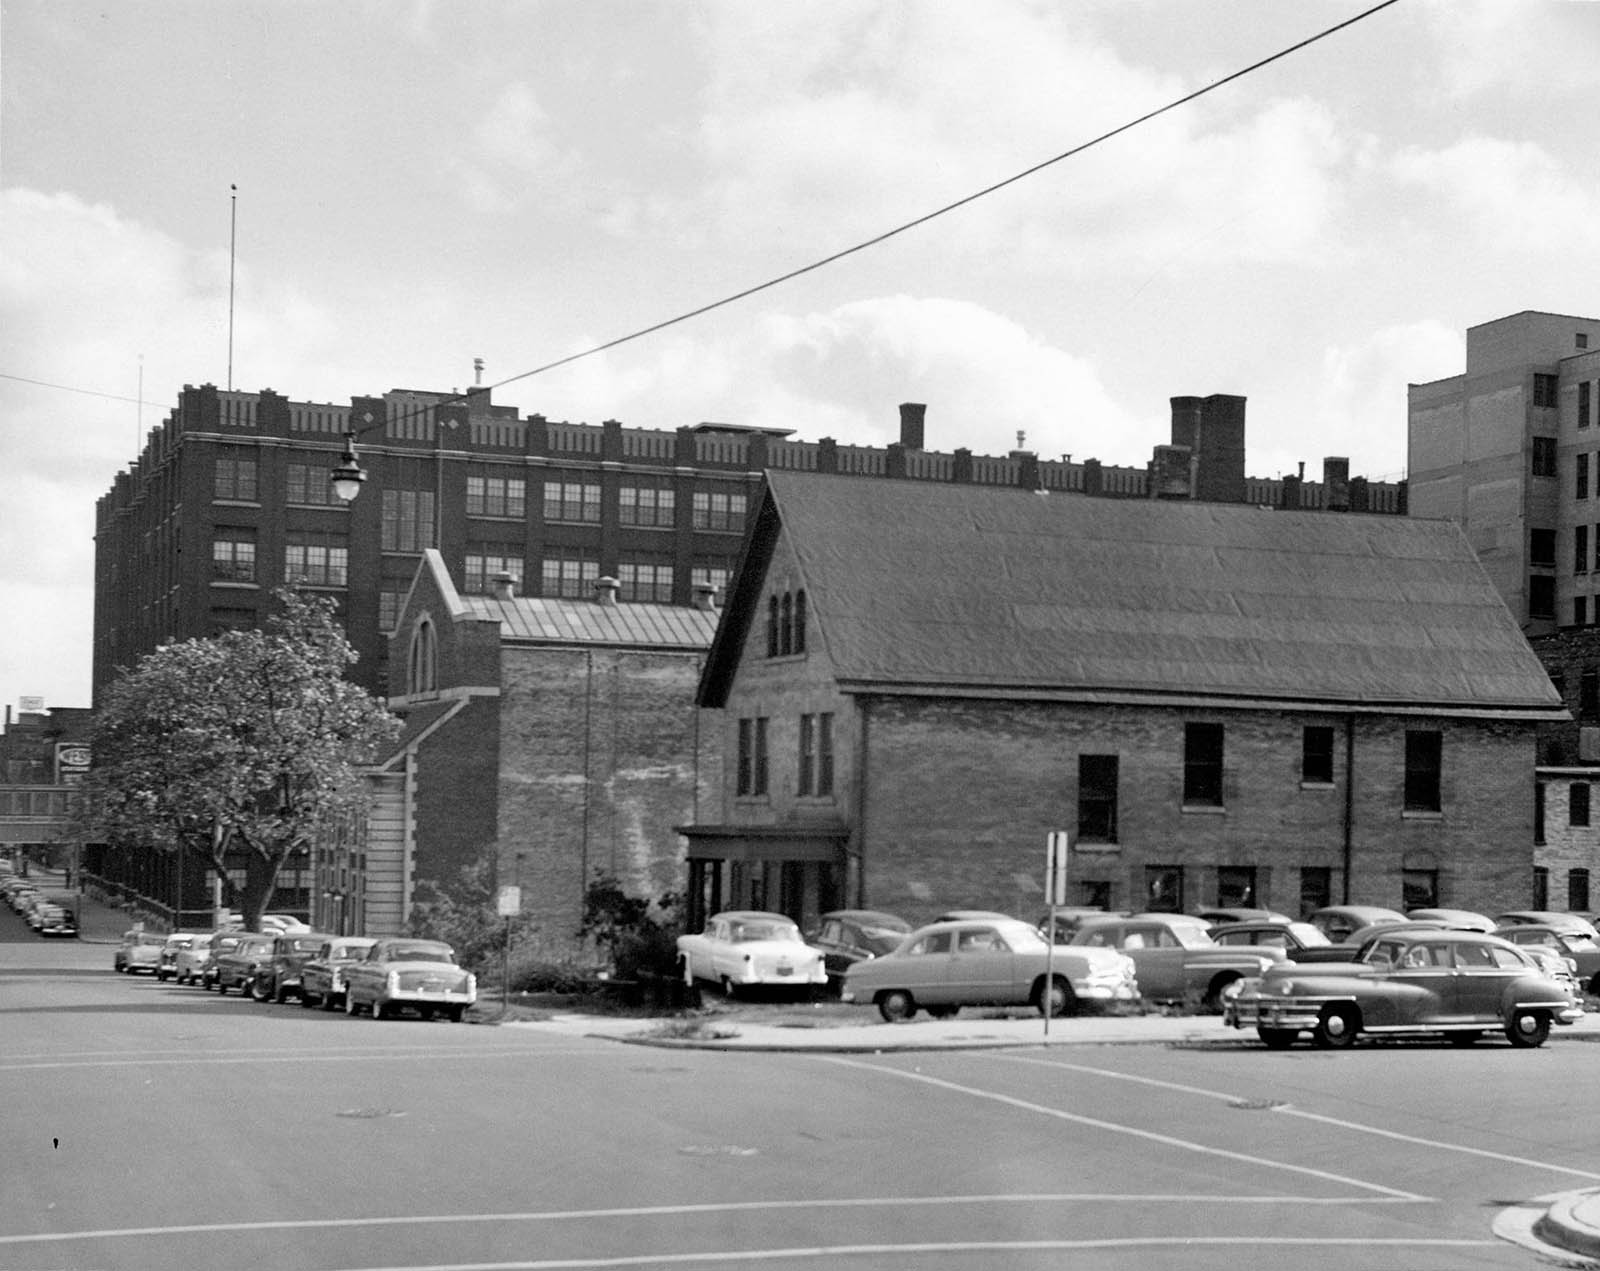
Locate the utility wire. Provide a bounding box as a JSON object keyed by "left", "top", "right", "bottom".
{"left": 486, "top": 0, "right": 1402, "bottom": 396}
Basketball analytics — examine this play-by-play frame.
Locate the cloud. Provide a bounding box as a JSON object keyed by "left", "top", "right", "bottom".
{"left": 450, "top": 82, "right": 582, "bottom": 214}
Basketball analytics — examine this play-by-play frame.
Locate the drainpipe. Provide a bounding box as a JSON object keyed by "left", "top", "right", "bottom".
{"left": 1342, "top": 715, "right": 1355, "bottom": 903}
{"left": 853, "top": 699, "right": 870, "bottom": 908}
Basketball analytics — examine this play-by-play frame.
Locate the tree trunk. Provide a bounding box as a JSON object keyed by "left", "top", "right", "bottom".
{"left": 238, "top": 851, "right": 283, "bottom": 931}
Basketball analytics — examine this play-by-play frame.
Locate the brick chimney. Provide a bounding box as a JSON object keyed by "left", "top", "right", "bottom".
{"left": 491, "top": 571, "right": 516, "bottom": 600}
{"left": 898, "top": 402, "right": 926, "bottom": 450}
{"left": 594, "top": 576, "right": 620, "bottom": 606}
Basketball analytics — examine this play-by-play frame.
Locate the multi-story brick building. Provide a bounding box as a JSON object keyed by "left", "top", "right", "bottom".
{"left": 687, "top": 471, "right": 1565, "bottom": 933}
{"left": 94, "top": 384, "right": 1404, "bottom": 704}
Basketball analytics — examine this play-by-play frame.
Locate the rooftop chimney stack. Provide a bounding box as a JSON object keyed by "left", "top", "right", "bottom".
{"left": 692, "top": 583, "right": 720, "bottom": 612}
{"left": 898, "top": 402, "right": 926, "bottom": 450}
{"left": 594, "top": 576, "right": 620, "bottom": 607}
{"left": 491, "top": 570, "right": 516, "bottom": 600}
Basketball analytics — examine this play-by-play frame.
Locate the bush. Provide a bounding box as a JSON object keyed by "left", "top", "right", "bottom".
{"left": 579, "top": 870, "right": 682, "bottom": 980}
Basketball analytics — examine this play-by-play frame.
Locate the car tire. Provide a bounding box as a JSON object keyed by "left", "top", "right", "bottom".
{"left": 1037, "top": 976, "right": 1079, "bottom": 1019}
{"left": 274, "top": 983, "right": 289, "bottom": 1005}
{"left": 1204, "top": 973, "right": 1240, "bottom": 1013}
{"left": 250, "top": 977, "right": 270, "bottom": 1003}
{"left": 877, "top": 989, "right": 917, "bottom": 1023}
{"left": 216, "top": 979, "right": 228, "bottom": 996}
{"left": 720, "top": 976, "right": 738, "bottom": 1000}
{"left": 322, "top": 992, "right": 338, "bottom": 1012}
{"left": 371, "top": 1000, "right": 388, "bottom": 1021}
{"left": 678, "top": 955, "right": 694, "bottom": 987}
{"left": 299, "top": 991, "right": 318, "bottom": 1008}
{"left": 156, "top": 969, "right": 168, "bottom": 982}
{"left": 345, "top": 992, "right": 360, "bottom": 1017}
{"left": 1312, "top": 1004, "right": 1359, "bottom": 1049}
{"left": 1506, "top": 1008, "right": 1550, "bottom": 1049}
{"left": 447, "top": 1006, "right": 465, "bottom": 1023}
{"left": 1258, "top": 1028, "right": 1297, "bottom": 1050}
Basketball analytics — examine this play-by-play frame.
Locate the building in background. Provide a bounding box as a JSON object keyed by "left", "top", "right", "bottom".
{"left": 0, "top": 703, "right": 92, "bottom": 878}
{"left": 94, "top": 384, "right": 1404, "bottom": 704}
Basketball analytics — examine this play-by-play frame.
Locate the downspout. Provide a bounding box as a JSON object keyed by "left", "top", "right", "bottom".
{"left": 1341, "top": 715, "right": 1355, "bottom": 904}
{"left": 580, "top": 650, "right": 594, "bottom": 893}
{"left": 402, "top": 753, "right": 416, "bottom": 929}
{"left": 853, "top": 698, "right": 871, "bottom": 908}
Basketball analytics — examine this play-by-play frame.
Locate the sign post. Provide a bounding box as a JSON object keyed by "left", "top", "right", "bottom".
{"left": 496, "top": 884, "right": 522, "bottom": 1017}
{"left": 1043, "top": 831, "right": 1071, "bottom": 1036}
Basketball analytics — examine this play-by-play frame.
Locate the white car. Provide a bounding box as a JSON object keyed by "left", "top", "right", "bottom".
{"left": 676, "top": 910, "right": 829, "bottom": 998}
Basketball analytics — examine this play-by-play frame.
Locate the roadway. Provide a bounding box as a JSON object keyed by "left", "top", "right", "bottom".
{"left": 2, "top": 901, "right": 1597, "bottom": 1269}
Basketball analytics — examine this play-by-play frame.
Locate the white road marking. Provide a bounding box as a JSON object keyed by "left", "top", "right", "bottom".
{"left": 815, "top": 1054, "right": 1426, "bottom": 1200}
{"left": 995, "top": 1053, "right": 1600, "bottom": 1184}
{"left": 0, "top": 1192, "right": 1427, "bottom": 1247}
{"left": 0, "top": 1045, "right": 612, "bottom": 1072}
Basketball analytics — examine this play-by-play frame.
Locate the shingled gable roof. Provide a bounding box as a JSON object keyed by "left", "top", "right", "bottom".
{"left": 700, "top": 471, "right": 1566, "bottom": 718}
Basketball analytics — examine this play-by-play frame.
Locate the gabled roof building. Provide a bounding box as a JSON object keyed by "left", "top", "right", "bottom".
{"left": 687, "top": 472, "right": 1566, "bottom": 931}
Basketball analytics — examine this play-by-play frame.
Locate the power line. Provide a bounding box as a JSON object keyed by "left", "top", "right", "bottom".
{"left": 487, "top": 0, "right": 1402, "bottom": 396}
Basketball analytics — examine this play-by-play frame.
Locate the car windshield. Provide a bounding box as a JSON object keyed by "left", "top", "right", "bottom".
{"left": 859, "top": 926, "right": 910, "bottom": 954}
{"left": 332, "top": 945, "right": 371, "bottom": 961}
{"left": 386, "top": 944, "right": 455, "bottom": 962}
{"left": 730, "top": 921, "right": 798, "bottom": 943}
{"left": 286, "top": 938, "right": 322, "bottom": 952}
{"left": 1167, "top": 924, "right": 1217, "bottom": 949}
{"left": 1002, "top": 925, "right": 1049, "bottom": 953}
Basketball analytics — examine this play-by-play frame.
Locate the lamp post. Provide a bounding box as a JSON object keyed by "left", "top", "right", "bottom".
{"left": 330, "top": 432, "right": 367, "bottom": 501}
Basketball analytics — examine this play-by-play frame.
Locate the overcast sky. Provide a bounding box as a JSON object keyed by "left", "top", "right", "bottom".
{"left": 3, "top": 0, "right": 1599, "bottom": 712}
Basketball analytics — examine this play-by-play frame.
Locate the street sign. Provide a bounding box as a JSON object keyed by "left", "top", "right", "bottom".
{"left": 1045, "top": 831, "right": 1070, "bottom": 907}
{"left": 496, "top": 885, "right": 522, "bottom": 917}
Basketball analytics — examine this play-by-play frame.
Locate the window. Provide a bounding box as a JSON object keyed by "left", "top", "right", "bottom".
{"left": 737, "top": 717, "right": 769, "bottom": 796}
{"left": 617, "top": 560, "right": 673, "bottom": 603}
{"left": 691, "top": 565, "right": 730, "bottom": 602}
{"left": 779, "top": 594, "right": 793, "bottom": 655}
{"left": 1530, "top": 528, "right": 1557, "bottom": 566}
{"left": 542, "top": 479, "right": 600, "bottom": 523}
{"left": 1530, "top": 575, "right": 1555, "bottom": 619}
{"left": 618, "top": 484, "right": 675, "bottom": 527}
{"left": 285, "top": 539, "right": 349, "bottom": 587}
{"left": 1403, "top": 729, "right": 1442, "bottom": 813}
{"left": 1570, "top": 869, "right": 1591, "bottom": 912}
{"left": 1077, "top": 754, "right": 1119, "bottom": 843}
{"left": 211, "top": 531, "right": 257, "bottom": 582}
{"left": 540, "top": 550, "right": 598, "bottom": 599}
{"left": 798, "top": 713, "right": 833, "bottom": 796}
{"left": 1571, "top": 782, "right": 1591, "bottom": 827}
{"left": 286, "top": 463, "right": 336, "bottom": 506}
{"left": 1534, "top": 373, "right": 1560, "bottom": 409}
{"left": 381, "top": 489, "right": 435, "bottom": 553}
{"left": 1579, "top": 453, "right": 1590, "bottom": 501}
{"left": 1581, "top": 382, "right": 1592, "bottom": 430}
{"left": 766, "top": 596, "right": 779, "bottom": 657}
{"left": 1533, "top": 436, "right": 1558, "bottom": 477}
{"left": 1216, "top": 865, "right": 1256, "bottom": 908}
{"left": 1299, "top": 866, "right": 1332, "bottom": 917}
{"left": 213, "top": 457, "right": 258, "bottom": 501}
{"left": 1534, "top": 866, "right": 1549, "bottom": 909}
{"left": 1583, "top": 669, "right": 1599, "bottom": 721}
{"left": 1577, "top": 598, "right": 1589, "bottom": 628}
{"left": 378, "top": 590, "right": 405, "bottom": 633}
{"left": 692, "top": 489, "right": 747, "bottom": 532}
{"left": 1302, "top": 726, "right": 1334, "bottom": 784}
{"left": 407, "top": 618, "right": 436, "bottom": 695}
{"left": 1536, "top": 782, "right": 1547, "bottom": 845}
{"left": 1402, "top": 868, "right": 1438, "bottom": 909}
{"left": 766, "top": 590, "right": 807, "bottom": 657}
{"left": 793, "top": 590, "right": 807, "bottom": 654}
{"left": 1077, "top": 880, "right": 1112, "bottom": 910}
{"left": 1579, "top": 526, "right": 1590, "bottom": 571}
{"left": 1145, "top": 866, "right": 1183, "bottom": 913}
{"left": 467, "top": 475, "right": 526, "bottom": 519}
{"left": 1183, "top": 722, "right": 1224, "bottom": 806}
{"left": 464, "top": 550, "right": 522, "bottom": 595}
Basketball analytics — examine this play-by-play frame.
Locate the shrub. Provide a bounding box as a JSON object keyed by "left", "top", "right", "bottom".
{"left": 579, "top": 870, "right": 682, "bottom": 979}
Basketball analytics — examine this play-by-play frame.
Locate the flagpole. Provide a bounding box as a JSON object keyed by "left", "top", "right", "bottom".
{"left": 227, "top": 184, "right": 237, "bottom": 391}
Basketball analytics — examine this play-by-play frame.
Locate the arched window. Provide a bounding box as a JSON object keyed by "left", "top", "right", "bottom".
{"left": 779, "top": 593, "right": 793, "bottom": 656}
{"left": 793, "top": 590, "right": 807, "bottom": 654}
{"left": 766, "top": 596, "right": 779, "bottom": 657}
{"left": 408, "top": 617, "right": 437, "bottom": 696}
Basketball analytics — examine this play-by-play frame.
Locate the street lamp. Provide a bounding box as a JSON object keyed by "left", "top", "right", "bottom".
{"left": 330, "top": 432, "right": 367, "bottom": 501}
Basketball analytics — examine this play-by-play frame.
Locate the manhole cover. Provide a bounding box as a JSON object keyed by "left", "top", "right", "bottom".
{"left": 336, "top": 1107, "right": 407, "bottom": 1119}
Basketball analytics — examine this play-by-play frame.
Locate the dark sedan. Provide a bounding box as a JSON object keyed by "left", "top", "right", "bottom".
{"left": 805, "top": 910, "right": 912, "bottom": 989}
{"left": 210, "top": 934, "right": 276, "bottom": 995}
{"left": 1496, "top": 924, "right": 1600, "bottom": 994}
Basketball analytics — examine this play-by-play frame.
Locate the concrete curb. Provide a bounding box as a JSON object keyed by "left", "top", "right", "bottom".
{"left": 1535, "top": 1190, "right": 1600, "bottom": 1262}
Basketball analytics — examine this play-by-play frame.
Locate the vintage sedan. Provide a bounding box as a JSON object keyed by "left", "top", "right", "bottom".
{"left": 154, "top": 931, "right": 206, "bottom": 981}
{"left": 173, "top": 933, "right": 216, "bottom": 985}
{"left": 113, "top": 928, "right": 166, "bottom": 974}
{"left": 1495, "top": 911, "right": 1600, "bottom": 938}
{"left": 676, "top": 911, "right": 829, "bottom": 998}
{"left": 342, "top": 938, "right": 476, "bottom": 1021}
{"left": 804, "top": 910, "right": 913, "bottom": 990}
{"left": 211, "top": 934, "right": 277, "bottom": 995}
{"left": 1068, "top": 913, "right": 1285, "bottom": 1009}
{"left": 298, "top": 936, "right": 377, "bottom": 1010}
{"left": 1225, "top": 929, "right": 1584, "bottom": 1049}
{"left": 1495, "top": 924, "right": 1600, "bottom": 994}
{"left": 30, "top": 901, "right": 78, "bottom": 938}
{"left": 842, "top": 917, "right": 1138, "bottom": 1022}
{"left": 199, "top": 931, "right": 253, "bottom": 989}
{"left": 1306, "top": 905, "right": 1407, "bottom": 942}
{"left": 250, "top": 931, "right": 333, "bottom": 1003}
{"left": 1208, "top": 919, "right": 1334, "bottom": 959}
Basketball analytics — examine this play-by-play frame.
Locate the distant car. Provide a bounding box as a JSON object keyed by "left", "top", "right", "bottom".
{"left": 676, "top": 911, "right": 829, "bottom": 998}
{"left": 1306, "top": 905, "right": 1407, "bottom": 943}
{"left": 1194, "top": 907, "right": 1291, "bottom": 926}
{"left": 173, "top": 933, "right": 216, "bottom": 985}
{"left": 1225, "top": 929, "right": 1584, "bottom": 1049}
{"left": 1406, "top": 908, "right": 1495, "bottom": 932}
{"left": 1496, "top": 924, "right": 1600, "bottom": 993}
{"left": 155, "top": 932, "right": 207, "bottom": 981}
{"left": 804, "top": 910, "right": 912, "bottom": 990}
{"left": 259, "top": 913, "right": 311, "bottom": 933}
{"left": 841, "top": 916, "right": 1139, "bottom": 1022}
{"left": 114, "top": 929, "right": 166, "bottom": 974}
{"left": 200, "top": 931, "right": 254, "bottom": 989}
{"left": 250, "top": 931, "right": 333, "bottom": 1003}
{"left": 298, "top": 936, "right": 378, "bottom": 1010}
{"left": 1208, "top": 920, "right": 1333, "bottom": 959}
{"left": 342, "top": 938, "right": 477, "bottom": 1021}
{"left": 932, "top": 910, "right": 1016, "bottom": 924}
{"left": 1037, "top": 908, "right": 1131, "bottom": 942}
{"left": 211, "top": 934, "right": 277, "bottom": 995}
{"left": 1494, "top": 911, "right": 1600, "bottom": 938}
{"left": 31, "top": 902, "right": 77, "bottom": 938}
{"left": 1068, "top": 913, "right": 1285, "bottom": 1009}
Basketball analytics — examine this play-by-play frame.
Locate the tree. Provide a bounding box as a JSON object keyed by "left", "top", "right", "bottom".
{"left": 88, "top": 589, "right": 401, "bottom": 929}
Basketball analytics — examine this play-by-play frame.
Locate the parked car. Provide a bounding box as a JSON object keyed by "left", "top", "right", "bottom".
{"left": 250, "top": 931, "right": 333, "bottom": 1003}
{"left": 842, "top": 916, "right": 1139, "bottom": 1022}
{"left": 1225, "top": 928, "right": 1584, "bottom": 1049}
{"left": 1038, "top": 908, "right": 1132, "bottom": 942}
{"left": 1067, "top": 913, "right": 1285, "bottom": 1009}
{"left": 1306, "top": 905, "right": 1407, "bottom": 942}
{"left": 932, "top": 910, "right": 1017, "bottom": 924}
{"left": 1194, "top": 907, "right": 1291, "bottom": 925}
{"left": 1406, "top": 908, "right": 1495, "bottom": 932}
{"left": 1494, "top": 911, "right": 1600, "bottom": 938}
{"left": 199, "top": 931, "right": 253, "bottom": 989}
{"left": 342, "top": 938, "right": 477, "bottom": 1021}
{"left": 113, "top": 928, "right": 166, "bottom": 974}
{"left": 1208, "top": 920, "right": 1334, "bottom": 959}
{"left": 259, "top": 913, "right": 311, "bottom": 933}
{"left": 1495, "top": 924, "right": 1600, "bottom": 993}
{"left": 211, "top": 934, "right": 277, "bottom": 995}
{"left": 804, "top": 910, "right": 912, "bottom": 990}
{"left": 31, "top": 902, "right": 77, "bottom": 938}
{"left": 174, "top": 933, "right": 216, "bottom": 985}
{"left": 155, "top": 932, "right": 206, "bottom": 981}
{"left": 676, "top": 911, "right": 829, "bottom": 998}
{"left": 298, "top": 936, "right": 378, "bottom": 1010}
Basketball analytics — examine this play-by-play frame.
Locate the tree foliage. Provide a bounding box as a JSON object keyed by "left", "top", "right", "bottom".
{"left": 87, "top": 589, "right": 401, "bottom": 929}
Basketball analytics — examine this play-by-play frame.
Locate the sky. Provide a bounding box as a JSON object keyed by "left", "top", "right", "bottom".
{"left": 3, "top": 0, "right": 1599, "bottom": 713}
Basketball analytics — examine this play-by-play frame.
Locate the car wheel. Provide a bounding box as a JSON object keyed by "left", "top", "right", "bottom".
{"left": 1258, "top": 1028, "right": 1297, "bottom": 1050}
{"left": 345, "top": 992, "right": 360, "bottom": 1016}
{"left": 322, "top": 992, "right": 338, "bottom": 1012}
{"left": 877, "top": 989, "right": 917, "bottom": 1023}
{"left": 720, "top": 976, "right": 738, "bottom": 1000}
{"left": 1448, "top": 1031, "right": 1480, "bottom": 1047}
{"left": 419, "top": 1006, "right": 435, "bottom": 1021}
{"left": 371, "top": 1000, "right": 388, "bottom": 1021}
{"left": 156, "top": 969, "right": 169, "bottom": 982}
{"left": 1312, "top": 1004, "right": 1359, "bottom": 1049}
{"left": 1037, "top": 976, "right": 1079, "bottom": 1019}
{"left": 1204, "top": 973, "right": 1241, "bottom": 1013}
{"left": 447, "top": 1006, "right": 465, "bottom": 1023}
{"left": 274, "top": 983, "right": 289, "bottom": 1005}
{"left": 1506, "top": 1008, "right": 1550, "bottom": 1049}
{"left": 678, "top": 956, "right": 694, "bottom": 987}
{"left": 299, "top": 991, "right": 317, "bottom": 1009}
{"left": 250, "top": 977, "right": 270, "bottom": 1003}
{"left": 216, "top": 979, "right": 228, "bottom": 996}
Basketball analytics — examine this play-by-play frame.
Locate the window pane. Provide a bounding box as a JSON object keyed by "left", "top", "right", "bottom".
{"left": 1183, "top": 723, "right": 1224, "bottom": 805}
{"left": 1077, "top": 754, "right": 1118, "bottom": 842}
{"left": 1302, "top": 726, "right": 1334, "bottom": 783}
{"left": 1403, "top": 730, "right": 1442, "bottom": 812}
